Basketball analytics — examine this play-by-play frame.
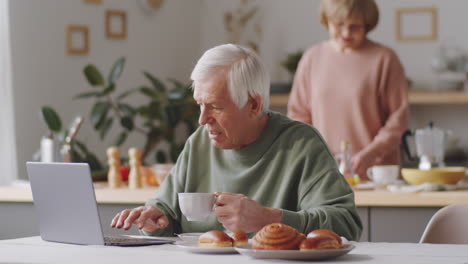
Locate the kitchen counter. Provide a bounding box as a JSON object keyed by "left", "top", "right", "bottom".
{"left": 2, "top": 184, "right": 467, "bottom": 242}
{"left": 2, "top": 184, "right": 468, "bottom": 207}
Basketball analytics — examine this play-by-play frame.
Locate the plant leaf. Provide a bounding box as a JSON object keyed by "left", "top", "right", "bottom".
{"left": 139, "top": 86, "right": 158, "bottom": 98}
{"left": 74, "top": 139, "right": 89, "bottom": 154}
{"left": 114, "top": 132, "right": 128, "bottom": 146}
{"left": 99, "top": 84, "right": 116, "bottom": 97}
{"left": 108, "top": 57, "right": 126, "bottom": 85}
{"left": 90, "top": 102, "right": 111, "bottom": 129}
{"left": 117, "top": 88, "right": 138, "bottom": 100}
{"left": 165, "top": 105, "right": 180, "bottom": 128}
{"left": 155, "top": 150, "right": 167, "bottom": 164}
{"left": 40, "top": 106, "right": 62, "bottom": 133}
{"left": 83, "top": 64, "right": 105, "bottom": 87}
{"left": 120, "top": 116, "right": 134, "bottom": 131}
{"left": 99, "top": 118, "right": 113, "bottom": 139}
{"left": 143, "top": 72, "right": 166, "bottom": 93}
{"left": 85, "top": 152, "right": 104, "bottom": 171}
{"left": 74, "top": 91, "right": 102, "bottom": 100}
{"left": 118, "top": 103, "right": 136, "bottom": 116}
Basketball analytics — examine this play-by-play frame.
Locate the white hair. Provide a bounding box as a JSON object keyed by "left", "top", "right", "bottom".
{"left": 190, "top": 44, "right": 270, "bottom": 113}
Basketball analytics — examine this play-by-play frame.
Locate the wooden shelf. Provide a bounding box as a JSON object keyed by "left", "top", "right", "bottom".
{"left": 270, "top": 91, "right": 468, "bottom": 107}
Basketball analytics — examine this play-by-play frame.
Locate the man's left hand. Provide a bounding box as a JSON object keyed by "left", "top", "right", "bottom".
{"left": 213, "top": 192, "right": 282, "bottom": 232}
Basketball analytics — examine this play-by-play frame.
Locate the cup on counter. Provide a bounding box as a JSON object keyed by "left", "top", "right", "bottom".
{"left": 367, "top": 165, "right": 400, "bottom": 186}
{"left": 178, "top": 193, "right": 217, "bottom": 221}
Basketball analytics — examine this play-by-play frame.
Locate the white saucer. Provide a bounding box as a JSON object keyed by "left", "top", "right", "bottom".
{"left": 175, "top": 232, "right": 203, "bottom": 242}
{"left": 176, "top": 241, "right": 238, "bottom": 254}
{"left": 235, "top": 243, "right": 355, "bottom": 260}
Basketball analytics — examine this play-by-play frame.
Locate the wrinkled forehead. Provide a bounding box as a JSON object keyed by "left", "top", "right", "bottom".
{"left": 193, "top": 72, "right": 230, "bottom": 103}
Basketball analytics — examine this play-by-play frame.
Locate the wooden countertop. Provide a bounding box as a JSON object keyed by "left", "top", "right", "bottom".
{"left": 270, "top": 90, "right": 468, "bottom": 106}
{"left": 2, "top": 184, "right": 468, "bottom": 207}
{"left": 0, "top": 184, "right": 158, "bottom": 204}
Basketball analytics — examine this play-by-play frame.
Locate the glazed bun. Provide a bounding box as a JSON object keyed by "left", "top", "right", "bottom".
{"left": 300, "top": 229, "right": 342, "bottom": 250}
{"left": 252, "top": 223, "right": 305, "bottom": 250}
{"left": 307, "top": 229, "right": 342, "bottom": 244}
{"left": 198, "top": 230, "right": 233, "bottom": 248}
{"left": 231, "top": 230, "right": 248, "bottom": 247}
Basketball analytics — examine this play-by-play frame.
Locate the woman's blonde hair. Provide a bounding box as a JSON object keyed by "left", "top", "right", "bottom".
{"left": 319, "top": 0, "right": 379, "bottom": 33}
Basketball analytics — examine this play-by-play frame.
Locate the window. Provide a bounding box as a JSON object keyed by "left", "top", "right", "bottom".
{"left": 0, "top": 0, "right": 17, "bottom": 185}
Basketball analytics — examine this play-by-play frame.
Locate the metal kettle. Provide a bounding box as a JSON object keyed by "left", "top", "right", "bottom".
{"left": 402, "top": 122, "right": 449, "bottom": 170}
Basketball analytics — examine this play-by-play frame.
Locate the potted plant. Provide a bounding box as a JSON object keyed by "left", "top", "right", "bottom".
{"left": 271, "top": 50, "right": 303, "bottom": 94}
{"left": 76, "top": 57, "right": 199, "bottom": 164}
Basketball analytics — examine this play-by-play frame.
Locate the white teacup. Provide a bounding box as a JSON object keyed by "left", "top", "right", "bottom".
{"left": 367, "top": 165, "right": 400, "bottom": 186}
{"left": 178, "top": 193, "right": 216, "bottom": 221}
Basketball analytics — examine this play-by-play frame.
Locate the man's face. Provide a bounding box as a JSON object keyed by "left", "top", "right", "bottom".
{"left": 328, "top": 18, "right": 366, "bottom": 51}
{"left": 193, "top": 71, "right": 256, "bottom": 149}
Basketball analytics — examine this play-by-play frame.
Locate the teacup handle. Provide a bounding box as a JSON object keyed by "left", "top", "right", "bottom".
{"left": 211, "top": 193, "right": 218, "bottom": 212}
{"left": 367, "top": 167, "right": 374, "bottom": 181}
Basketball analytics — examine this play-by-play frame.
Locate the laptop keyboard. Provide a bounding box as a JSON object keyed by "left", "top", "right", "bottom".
{"left": 104, "top": 236, "right": 173, "bottom": 246}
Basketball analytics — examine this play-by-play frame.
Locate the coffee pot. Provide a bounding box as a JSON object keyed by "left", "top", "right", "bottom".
{"left": 402, "top": 122, "right": 449, "bottom": 170}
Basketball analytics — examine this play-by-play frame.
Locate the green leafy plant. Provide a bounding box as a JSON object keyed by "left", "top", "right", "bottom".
{"left": 40, "top": 106, "right": 104, "bottom": 172}
{"left": 76, "top": 57, "right": 199, "bottom": 164}
{"left": 280, "top": 50, "right": 303, "bottom": 76}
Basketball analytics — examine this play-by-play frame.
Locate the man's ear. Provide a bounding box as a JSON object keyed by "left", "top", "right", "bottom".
{"left": 248, "top": 95, "right": 262, "bottom": 116}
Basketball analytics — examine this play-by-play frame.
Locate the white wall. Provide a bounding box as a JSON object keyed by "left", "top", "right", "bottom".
{"left": 9, "top": 0, "right": 468, "bottom": 180}
{"left": 9, "top": 0, "right": 202, "bottom": 179}
{"left": 199, "top": 0, "right": 468, "bottom": 153}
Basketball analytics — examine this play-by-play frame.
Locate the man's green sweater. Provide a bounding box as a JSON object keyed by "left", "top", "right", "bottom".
{"left": 144, "top": 112, "right": 362, "bottom": 240}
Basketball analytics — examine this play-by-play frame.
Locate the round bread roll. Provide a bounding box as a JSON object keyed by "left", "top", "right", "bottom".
{"left": 252, "top": 223, "right": 305, "bottom": 250}
{"left": 300, "top": 229, "right": 342, "bottom": 250}
{"left": 307, "top": 229, "right": 342, "bottom": 244}
{"left": 231, "top": 230, "right": 248, "bottom": 247}
{"left": 198, "top": 230, "right": 233, "bottom": 248}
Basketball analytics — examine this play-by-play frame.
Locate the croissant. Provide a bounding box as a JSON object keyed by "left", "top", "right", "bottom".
{"left": 252, "top": 223, "right": 305, "bottom": 250}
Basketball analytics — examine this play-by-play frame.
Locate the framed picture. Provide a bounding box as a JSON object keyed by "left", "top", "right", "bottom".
{"left": 66, "top": 25, "right": 89, "bottom": 55}
{"left": 82, "top": 0, "right": 102, "bottom": 4}
{"left": 396, "top": 7, "right": 438, "bottom": 41}
{"left": 106, "top": 9, "right": 127, "bottom": 39}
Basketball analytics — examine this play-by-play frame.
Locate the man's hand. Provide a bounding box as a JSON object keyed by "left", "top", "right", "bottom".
{"left": 213, "top": 192, "right": 282, "bottom": 233}
{"left": 110, "top": 206, "right": 169, "bottom": 233}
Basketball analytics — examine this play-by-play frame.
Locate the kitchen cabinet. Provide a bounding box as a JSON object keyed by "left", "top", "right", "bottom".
{"left": 2, "top": 186, "right": 467, "bottom": 242}
{"left": 270, "top": 91, "right": 468, "bottom": 107}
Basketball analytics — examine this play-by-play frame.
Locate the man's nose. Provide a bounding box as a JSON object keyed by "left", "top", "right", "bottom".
{"left": 198, "top": 108, "right": 209, "bottom": 126}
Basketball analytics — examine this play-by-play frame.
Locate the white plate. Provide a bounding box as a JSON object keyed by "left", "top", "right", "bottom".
{"left": 234, "top": 244, "right": 355, "bottom": 260}
{"left": 176, "top": 241, "right": 238, "bottom": 254}
{"left": 175, "top": 232, "right": 204, "bottom": 242}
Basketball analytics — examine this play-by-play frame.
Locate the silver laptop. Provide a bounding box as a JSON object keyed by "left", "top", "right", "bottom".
{"left": 26, "top": 161, "right": 173, "bottom": 246}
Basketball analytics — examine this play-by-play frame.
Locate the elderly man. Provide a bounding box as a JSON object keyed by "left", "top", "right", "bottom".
{"left": 111, "top": 44, "right": 362, "bottom": 240}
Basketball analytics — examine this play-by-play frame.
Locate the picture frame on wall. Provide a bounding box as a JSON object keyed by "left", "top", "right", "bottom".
{"left": 396, "top": 7, "right": 438, "bottom": 41}
{"left": 82, "top": 0, "right": 102, "bottom": 4}
{"left": 66, "top": 25, "right": 89, "bottom": 55}
{"left": 106, "top": 9, "right": 127, "bottom": 39}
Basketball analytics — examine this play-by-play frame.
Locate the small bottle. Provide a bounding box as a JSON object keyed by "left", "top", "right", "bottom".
{"left": 339, "top": 141, "right": 360, "bottom": 186}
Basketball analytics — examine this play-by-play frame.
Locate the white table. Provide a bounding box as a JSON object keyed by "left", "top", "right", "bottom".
{"left": 1, "top": 236, "right": 467, "bottom": 263}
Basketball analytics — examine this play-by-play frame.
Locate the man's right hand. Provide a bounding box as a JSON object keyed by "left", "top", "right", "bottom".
{"left": 110, "top": 206, "right": 169, "bottom": 233}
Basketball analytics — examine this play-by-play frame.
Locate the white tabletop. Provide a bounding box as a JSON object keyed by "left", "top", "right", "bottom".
{"left": 1, "top": 236, "right": 467, "bottom": 264}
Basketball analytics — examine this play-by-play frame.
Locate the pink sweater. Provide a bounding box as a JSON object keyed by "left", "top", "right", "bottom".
{"left": 288, "top": 40, "right": 408, "bottom": 171}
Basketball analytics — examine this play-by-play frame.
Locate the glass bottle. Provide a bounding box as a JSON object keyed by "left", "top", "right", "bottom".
{"left": 339, "top": 141, "right": 360, "bottom": 186}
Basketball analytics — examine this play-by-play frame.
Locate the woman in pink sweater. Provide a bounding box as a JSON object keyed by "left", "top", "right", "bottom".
{"left": 287, "top": 0, "right": 408, "bottom": 180}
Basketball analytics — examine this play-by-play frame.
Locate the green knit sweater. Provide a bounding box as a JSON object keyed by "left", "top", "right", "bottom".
{"left": 143, "top": 112, "right": 362, "bottom": 240}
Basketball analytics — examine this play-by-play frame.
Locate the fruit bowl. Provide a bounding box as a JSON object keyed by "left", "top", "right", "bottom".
{"left": 401, "top": 167, "right": 466, "bottom": 185}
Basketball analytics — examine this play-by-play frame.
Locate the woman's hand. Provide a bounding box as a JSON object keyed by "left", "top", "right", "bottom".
{"left": 352, "top": 149, "right": 381, "bottom": 179}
